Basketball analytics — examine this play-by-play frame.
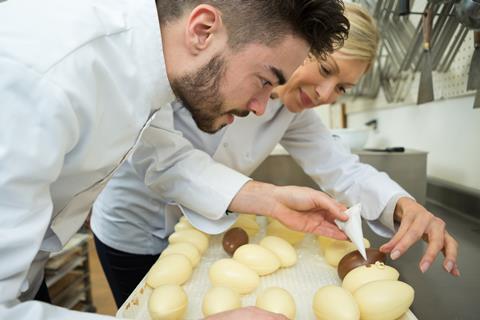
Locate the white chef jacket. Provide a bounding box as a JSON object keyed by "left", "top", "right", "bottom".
{"left": 0, "top": 0, "right": 249, "bottom": 318}
{"left": 91, "top": 99, "right": 411, "bottom": 256}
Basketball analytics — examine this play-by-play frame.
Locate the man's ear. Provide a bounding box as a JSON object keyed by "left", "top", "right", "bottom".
{"left": 184, "top": 4, "right": 224, "bottom": 55}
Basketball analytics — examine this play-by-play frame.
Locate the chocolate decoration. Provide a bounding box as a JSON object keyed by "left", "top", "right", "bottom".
{"left": 337, "top": 248, "right": 387, "bottom": 280}
{"left": 222, "top": 227, "right": 249, "bottom": 256}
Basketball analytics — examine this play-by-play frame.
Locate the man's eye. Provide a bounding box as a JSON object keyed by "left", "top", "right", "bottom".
{"left": 261, "top": 79, "right": 273, "bottom": 87}
{"left": 338, "top": 86, "right": 346, "bottom": 94}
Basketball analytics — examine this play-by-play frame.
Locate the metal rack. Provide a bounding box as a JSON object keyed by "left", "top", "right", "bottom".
{"left": 45, "top": 233, "right": 96, "bottom": 313}
{"left": 347, "top": 0, "right": 470, "bottom": 103}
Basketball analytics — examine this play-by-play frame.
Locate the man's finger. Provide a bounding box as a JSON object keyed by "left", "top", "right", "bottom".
{"left": 315, "top": 226, "right": 347, "bottom": 240}
{"left": 312, "top": 192, "right": 347, "bottom": 221}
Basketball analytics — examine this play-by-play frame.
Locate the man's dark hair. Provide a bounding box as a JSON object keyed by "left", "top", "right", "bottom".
{"left": 156, "top": 0, "right": 349, "bottom": 59}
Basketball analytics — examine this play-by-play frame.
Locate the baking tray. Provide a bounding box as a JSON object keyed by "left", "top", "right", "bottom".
{"left": 117, "top": 217, "right": 418, "bottom": 320}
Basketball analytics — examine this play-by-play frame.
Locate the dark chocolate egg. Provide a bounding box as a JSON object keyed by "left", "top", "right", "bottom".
{"left": 222, "top": 227, "right": 249, "bottom": 256}
{"left": 337, "top": 248, "right": 387, "bottom": 280}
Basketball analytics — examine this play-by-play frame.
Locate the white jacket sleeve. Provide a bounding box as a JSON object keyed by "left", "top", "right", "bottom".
{"left": 280, "top": 109, "right": 411, "bottom": 237}
{"left": 0, "top": 59, "right": 115, "bottom": 319}
{"left": 130, "top": 105, "right": 251, "bottom": 224}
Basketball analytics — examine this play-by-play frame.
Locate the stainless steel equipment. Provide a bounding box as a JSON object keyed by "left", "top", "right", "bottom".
{"left": 250, "top": 149, "right": 428, "bottom": 205}
{"left": 467, "top": 31, "right": 480, "bottom": 90}
{"left": 454, "top": 0, "right": 480, "bottom": 29}
{"left": 418, "top": 4, "right": 435, "bottom": 104}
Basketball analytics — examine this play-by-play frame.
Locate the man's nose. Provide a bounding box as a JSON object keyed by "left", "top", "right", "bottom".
{"left": 247, "top": 92, "right": 270, "bottom": 116}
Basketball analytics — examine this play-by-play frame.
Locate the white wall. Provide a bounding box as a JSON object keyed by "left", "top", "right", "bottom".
{"left": 345, "top": 94, "right": 480, "bottom": 191}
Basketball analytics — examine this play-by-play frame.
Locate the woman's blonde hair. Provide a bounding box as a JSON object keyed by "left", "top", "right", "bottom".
{"left": 309, "top": 3, "right": 379, "bottom": 71}
{"left": 337, "top": 3, "right": 379, "bottom": 70}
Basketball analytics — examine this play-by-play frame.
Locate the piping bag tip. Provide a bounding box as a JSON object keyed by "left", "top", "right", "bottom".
{"left": 335, "top": 203, "right": 367, "bottom": 261}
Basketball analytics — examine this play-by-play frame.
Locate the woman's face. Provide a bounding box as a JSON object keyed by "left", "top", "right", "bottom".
{"left": 276, "top": 52, "right": 369, "bottom": 112}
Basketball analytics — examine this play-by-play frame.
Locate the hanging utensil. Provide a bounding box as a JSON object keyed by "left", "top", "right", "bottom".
{"left": 443, "top": 26, "right": 469, "bottom": 72}
{"left": 398, "top": 0, "right": 410, "bottom": 16}
{"left": 467, "top": 31, "right": 480, "bottom": 91}
{"left": 417, "top": 4, "right": 435, "bottom": 105}
{"left": 431, "top": 3, "right": 453, "bottom": 70}
{"left": 454, "top": 0, "right": 480, "bottom": 30}
{"left": 474, "top": 90, "right": 480, "bottom": 109}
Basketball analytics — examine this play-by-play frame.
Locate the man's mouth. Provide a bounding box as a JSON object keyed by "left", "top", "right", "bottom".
{"left": 229, "top": 109, "right": 250, "bottom": 118}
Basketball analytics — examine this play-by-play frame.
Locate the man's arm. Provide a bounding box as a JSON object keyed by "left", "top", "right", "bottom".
{"left": 131, "top": 105, "right": 347, "bottom": 238}
{"left": 0, "top": 59, "right": 115, "bottom": 320}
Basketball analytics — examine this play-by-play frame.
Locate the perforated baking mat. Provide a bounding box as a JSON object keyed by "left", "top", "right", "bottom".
{"left": 116, "top": 217, "right": 417, "bottom": 320}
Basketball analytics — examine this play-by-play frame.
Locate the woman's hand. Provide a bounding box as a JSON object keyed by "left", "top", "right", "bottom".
{"left": 380, "top": 197, "right": 460, "bottom": 276}
{"left": 229, "top": 181, "right": 348, "bottom": 240}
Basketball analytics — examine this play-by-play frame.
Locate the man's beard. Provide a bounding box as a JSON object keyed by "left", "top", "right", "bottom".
{"left": 170, "top": 55, "right": 249, "bottom": 134}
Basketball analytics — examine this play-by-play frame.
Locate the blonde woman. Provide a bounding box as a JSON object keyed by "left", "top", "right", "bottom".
{"left": 274, "top": 4, "right": 380, "bottom": 111}
{"left": 91, "top": 3, "right": 459, "bottom": 310}
{"left": 271, "top": 2, "right": 459, "bottom": 274}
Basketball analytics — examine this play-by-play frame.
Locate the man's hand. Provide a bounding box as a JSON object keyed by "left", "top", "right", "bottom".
{"left": 228, "top": 181, "right": 348, "bottom": 240}
{"left": 204, "top": 306, "right": 288, "bottom": 320}
{"left": 380, "top": 197, "right": 460, "bottom": 276}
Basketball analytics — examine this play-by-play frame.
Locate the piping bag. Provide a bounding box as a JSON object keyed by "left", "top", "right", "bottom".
{"left": 335, "top": 203, "right": 367, "bottom": 260}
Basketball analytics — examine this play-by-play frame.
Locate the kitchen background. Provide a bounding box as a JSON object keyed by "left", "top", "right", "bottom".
{"left": 321, "top": 0, "right": 479, "bottom": 192}
{"left": 259, "top": 0, "right": 480, "bottom": 319}
{"left": 47, "top": 0, "right": 480, "bottom": 319}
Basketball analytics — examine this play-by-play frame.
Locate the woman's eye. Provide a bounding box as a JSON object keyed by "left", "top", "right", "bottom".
{"left": 320, "top": 65, "right": 331, "bottom": 76}
{"left": 338, "top": 86, "right": 346, "bottom": 94}
{"left": 261, "top": 79, "right": 273, "bottom": 87}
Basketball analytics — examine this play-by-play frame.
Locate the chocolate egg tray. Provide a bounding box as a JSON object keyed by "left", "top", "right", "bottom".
{"left": 116, "top": 216, "right": 417, "bottom": 319}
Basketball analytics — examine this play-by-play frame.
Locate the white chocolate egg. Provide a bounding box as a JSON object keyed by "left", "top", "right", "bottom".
{"left": 317, "top": 235, "right": 335, "bottom": 254}
{"left": 208, "top": 258, "right": 259, "bottom": 294}
{"left": 168, "top": 229, "right": 209, "bottom": 254}
{"left": 313, "top": 285, "right": 360, "bottom": 320}
{"left": 233, "top": 244, "right": 280, "bottom": 276}
{"left": 148, "top": 284, "right": 187, "bottom": 320}
{"left": 266, "top": 220, "right": 305, "bottom": 245}
{"left": 202, "top": 286, "right": 241, "bottom": 316}
{"left": 256, "top": 287, "right": 296, "bottom": 320}
{"left": 324, "top": 238, "right": 371, "bottom": 267}
{"left": 160, "top": 242, "right": 201, "bottom": 267}
{"left": 176, "top": 216, "right": 210, "bottom": 237}
{"left": 237, "top": 213, "right": 257, "bottom": 221}
{"left": 259, "top": 236, "right": 297, "bottom": 268}
{"left": 231, "top": 215, "right": 260, "bottom": 238}
{"left": 353, "top": 280, "right": 414, "bottom": 320}
{"left": 342, "top": 262, "right": 399, "bottom": 293}
{"left": 146, "top": 254, "right": 192, "bottom": 288}
{"left": 174, "top": 219, "right": 193, "bottom": 232}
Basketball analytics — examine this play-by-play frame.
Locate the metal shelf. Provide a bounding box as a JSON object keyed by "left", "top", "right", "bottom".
{"left": 46, "top": 256, "right": 86, "bottom": 287}
{"left": 50, "top": 272, "right": 89, "bottom": 305}
{"left": 45, "top": 232, "right": 95, "bottom": 313}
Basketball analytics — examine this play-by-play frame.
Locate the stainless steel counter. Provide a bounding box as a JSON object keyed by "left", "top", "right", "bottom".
{"left": 354, "top": 149, "right": 427, "bottom": 205}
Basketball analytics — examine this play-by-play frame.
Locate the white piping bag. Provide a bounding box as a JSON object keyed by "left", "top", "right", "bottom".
{"left": 335, "top": 203, "right": 367, "bottom": 260}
